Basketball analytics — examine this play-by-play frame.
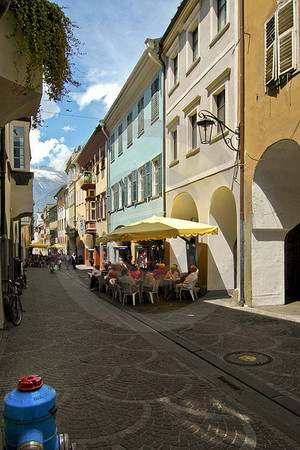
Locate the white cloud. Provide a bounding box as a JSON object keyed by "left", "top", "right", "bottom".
{"left": 62, "top": 125, "right": 75, "bottom": 132}
{"left": 39, "top": 91, "right": 60, "bottom": 120}
{"left": 70, "top": 82, "right": 122, "bottom": 111}
{"left": 30, "top": 129, "right": 71, "bottom": 171}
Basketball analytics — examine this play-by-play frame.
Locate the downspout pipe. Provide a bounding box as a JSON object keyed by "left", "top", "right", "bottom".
{"left": 239, "top": 0, "right": 245, "bottom": 306}
{"left": 145, "top": 38, "right": 166, "bottom": 217}
{"left": 98, "top": 120, "right": 110, "bottom": 260}
{"left": 157, "top": 43, "right": 166, "bottom": 218}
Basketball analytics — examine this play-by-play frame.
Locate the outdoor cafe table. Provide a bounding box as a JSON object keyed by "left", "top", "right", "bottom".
{"left": 163, "top": 278, "right": 181, "bottom": 299}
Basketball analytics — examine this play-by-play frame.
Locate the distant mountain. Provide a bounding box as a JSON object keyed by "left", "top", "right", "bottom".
{"left": 32, "top": 165, "right": 67, "bottom": 215}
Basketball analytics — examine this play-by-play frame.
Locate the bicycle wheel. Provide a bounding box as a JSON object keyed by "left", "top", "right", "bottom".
{"left": 9, "top": 295, "right": 22, "bottom": 326}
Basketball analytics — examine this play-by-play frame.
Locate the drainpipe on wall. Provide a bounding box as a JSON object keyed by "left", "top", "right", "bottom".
{"left": 99, "top": 120, "right": 110, "bottom": 260}
{"left": 145, "top": 38, "right": 166, "bottom": 217}
{"left": 0, "top": 127, "right": 7, "bottom": 328}
{"left": 239, "top": 0, "right": 245, "bottom": 306}
{"left": 157, "top": 43, "right": 166, "bottom": 218}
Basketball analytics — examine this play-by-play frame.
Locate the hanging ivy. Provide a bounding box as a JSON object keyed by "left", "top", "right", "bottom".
{"left": 9, "top": 0, "right": 80, "bottom": 102}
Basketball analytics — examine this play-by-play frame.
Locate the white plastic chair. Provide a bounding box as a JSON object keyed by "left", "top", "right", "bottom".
{"left": 179, "top": 278, "right": 198, "bottom": 301}
{"left": 142, "top": 280, "right": 160, "bottom": 304}
{"left": 120, "top": 283, "right": 140, "bottom": 306}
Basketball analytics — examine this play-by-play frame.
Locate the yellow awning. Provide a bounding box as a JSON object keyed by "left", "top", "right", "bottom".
{"left": 29, "top": 241, "right": 48, "bottom": 249}
{"left": 96, "top": 216, "right": 218, "bottom": 243}
{"left": 49, "top": 244, "right": 64, "bottom": 249}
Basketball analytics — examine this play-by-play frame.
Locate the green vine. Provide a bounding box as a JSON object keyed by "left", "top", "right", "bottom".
{"left": 9, "top": 0, "right": 80, "bottom": 104}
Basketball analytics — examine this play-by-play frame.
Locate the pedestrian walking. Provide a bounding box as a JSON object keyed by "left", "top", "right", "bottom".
{"left": 49, "top": 253, "right": 55, "bottom": 273}
{"left": 71, "top": 252, "right": 77, "bottom": 270}
{"left": 58, "top": 254, "right": 62, "bottom": 270}
{"left": 66, "top": 254, "right": 71, "bottom": 270}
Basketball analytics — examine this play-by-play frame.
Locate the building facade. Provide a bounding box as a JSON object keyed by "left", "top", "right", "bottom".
{"left": 104, "top": 41, "right": 164, "bottom": 265}
{"left": 161, "top": 0, "right": 239, "bottom": 292}
{"left": 54, "top": 184, "right": 67, "bottom": 253}
{"left": 244, "top": 0, "right": 300, "bottom": 306}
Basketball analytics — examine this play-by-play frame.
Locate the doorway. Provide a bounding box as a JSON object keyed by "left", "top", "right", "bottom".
{"left": 285, "top": 223, "right": 300, "bottom": 303}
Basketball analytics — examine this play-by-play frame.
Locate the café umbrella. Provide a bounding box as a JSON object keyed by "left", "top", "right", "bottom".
{"left": 29, "top": 242, "right": 48, "bottom": 249}
{"left": 96, "top": 216, "right": 218, "bottom": 243}
{"left": 49, "top": 244, "right": 64, "bottom": 249}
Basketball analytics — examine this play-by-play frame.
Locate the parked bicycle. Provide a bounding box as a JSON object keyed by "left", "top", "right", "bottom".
{"left": 2, "top": 279, "right": 24, "bottom": 326}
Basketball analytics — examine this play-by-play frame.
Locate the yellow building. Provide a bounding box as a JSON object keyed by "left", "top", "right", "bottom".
{"left": 244, "top": 0, "right": 300, "bottom": 306}
{"left": 76, "top": 125, "right": 108, "bottom": 268}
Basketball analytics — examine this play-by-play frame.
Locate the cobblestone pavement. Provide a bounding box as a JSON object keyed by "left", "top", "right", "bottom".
{"left": 0, "top": 267, "right": 299, "bottom": 449}
{"left": 73, "top": 267, "right": 300, "bottom": 408}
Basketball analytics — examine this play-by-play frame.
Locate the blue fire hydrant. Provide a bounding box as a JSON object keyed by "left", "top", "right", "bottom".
{"left": 3, "top": 375, "right": 76, "bottom": 449}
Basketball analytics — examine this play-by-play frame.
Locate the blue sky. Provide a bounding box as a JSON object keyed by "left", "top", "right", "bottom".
{"left": 30, "top": 0, "right": 180, "bottom": 171}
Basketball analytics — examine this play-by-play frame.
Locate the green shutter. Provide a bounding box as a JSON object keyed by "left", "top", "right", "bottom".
{"left": 106, "top": 187, "right": 111, "bottom": 213}
{"left": 124, "top": 177, "right": 128, "bottom": 206}
{"left": 146, "top": 161, "right": 152, "bottom": 198}
{"left": 142, "top": 164, "right": 146, "bottom": 199}
{"left": 157, "top": 154, "right": 162, "bottom": 194}
{"left": 132, "top": 170, "right": 138, "bottom": 203}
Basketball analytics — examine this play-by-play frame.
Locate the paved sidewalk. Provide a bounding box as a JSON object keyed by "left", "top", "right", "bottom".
{"left": 72, "top": 268, "right": 300, "bottom": 417}
{"left": 0, "top": 267, "right": 299, "bottom": 449}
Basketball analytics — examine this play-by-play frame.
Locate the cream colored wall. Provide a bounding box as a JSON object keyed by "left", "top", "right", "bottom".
{"left": 163, "top": 0, "right": 240, "bottom": 293}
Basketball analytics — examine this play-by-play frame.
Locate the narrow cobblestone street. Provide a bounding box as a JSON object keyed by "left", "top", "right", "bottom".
{"left": 1, "top": 267, "right": 299, "bottom": 449}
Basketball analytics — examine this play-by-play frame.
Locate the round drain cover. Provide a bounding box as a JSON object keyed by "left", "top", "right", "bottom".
{"left": 223, "top": 351, "right": 272, "bottom": 366}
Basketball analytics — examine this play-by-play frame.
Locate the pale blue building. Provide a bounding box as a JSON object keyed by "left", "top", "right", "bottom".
{"left": 103, "top": 40, "right": 164, "bottom": 264}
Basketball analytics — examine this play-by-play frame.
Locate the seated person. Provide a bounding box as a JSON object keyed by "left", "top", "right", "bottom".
{"left": 165, "top": 264, "right": 180, "bottom": 280}
{"left": 107, "top": 264, "right": 120, "bottom": 279}
{"left": 130, "top": 264, "right": 140, "bottom": 280}
{"left": 117, "top": 267, "right": 139, "bottom": 291}
{"left": 90, "top": 264, "right": 101, "bottom": 289}
{"left": 175, "top": 265, "right": 199, "bottom": 295}
{"left": 137, "top": 268, "right": 155, "bottom": 291}
{"left": 154, "top": 263, "right": 166, "bottom": 279}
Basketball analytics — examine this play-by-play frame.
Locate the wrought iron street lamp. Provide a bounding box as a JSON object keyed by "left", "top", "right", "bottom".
{"left": 197, "top": 109, "right": 240, "bottom": 152}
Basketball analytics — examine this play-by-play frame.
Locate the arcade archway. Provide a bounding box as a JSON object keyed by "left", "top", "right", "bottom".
{"left": 209, "top": 187, "right": 237, "bottom": 292}
{"left": 252, "top": 139, "right": 300, "bottom": 305}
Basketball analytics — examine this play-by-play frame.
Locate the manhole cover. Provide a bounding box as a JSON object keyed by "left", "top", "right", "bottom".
{"left": 223, "top": 351, "right": 272, "bottom": 366}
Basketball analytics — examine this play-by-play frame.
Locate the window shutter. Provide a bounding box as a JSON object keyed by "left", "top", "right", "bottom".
{"left": 265, "top": 15, "right": 277, "bottom": 86}
{"left": 278, "top": 0, "right": 295, "bottom": 76}
{"left": 151, "top": 78, "right": 159, "bottom": 120}
{"left": 106, "top": 187, "right": 111, "bottom": 213}
{"left": 157, "top": 154, "right": 162, "bottom": 194}
{"left": 142, "top": 164, "right": 146, "bottom": 199}
{"left": 132, "top": 170, "right": 138, "bottom": 203}
{"left": 115, "top": 184, "right": 119, "bottom": 210}
{"left": 124, "top": 177, "right": 128, "bottom": 206}
{"left": 146, "top": 161, "right": 152, "bottom": 198}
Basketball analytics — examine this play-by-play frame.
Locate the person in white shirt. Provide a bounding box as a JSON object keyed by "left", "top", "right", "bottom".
{"left": 175, "top": 265, "right": 198, "bottom": 297}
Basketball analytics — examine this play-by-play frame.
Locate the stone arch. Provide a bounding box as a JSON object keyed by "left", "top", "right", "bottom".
{"left": 168, "top": 192, "right": 201, "bottom": 275}
{"left": 252, "top": 139, "right": 300, "bottom": 305}
{"left": 208, "top": 186, "right": 237, "bottom": 292}
{"left": 171, "top": 192, "right": 199, "bottom": 221}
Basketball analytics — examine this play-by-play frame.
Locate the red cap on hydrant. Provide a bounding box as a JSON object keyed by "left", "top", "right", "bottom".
{"left": 18, "top": 375, "right": 43, "bottom": 391}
